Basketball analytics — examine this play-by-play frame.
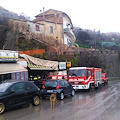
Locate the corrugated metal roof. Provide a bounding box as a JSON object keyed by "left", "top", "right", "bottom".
{"left": 0, "top": 63, "right": 27, "bottom": 74}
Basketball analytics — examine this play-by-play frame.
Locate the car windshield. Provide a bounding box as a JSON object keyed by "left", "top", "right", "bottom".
{"left": 0, "top": 82, "right": 13, "bottom": 92}
{"left": 44, "top": 81, "right": 57, "bottom": 87}
{"left": 102, "top": 74, "right": 105, "bottom": 77}
{"left": 68, "top": 69, "right": 85, "bottom": 77}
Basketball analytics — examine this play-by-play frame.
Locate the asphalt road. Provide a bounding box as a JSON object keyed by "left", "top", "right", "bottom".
{"left": 1, "top": 80, "right": 120, "bottom": 120}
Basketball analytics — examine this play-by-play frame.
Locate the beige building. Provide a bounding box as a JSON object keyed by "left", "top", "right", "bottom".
{"left": 33, "top": 9, "right": 76, "bottom": 46}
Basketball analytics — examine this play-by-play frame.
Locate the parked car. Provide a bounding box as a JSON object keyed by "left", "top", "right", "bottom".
{"left": 41, "top": 79, "right": 75, "bottom": 100}
{"left": 102, "top": 73, "right": 108, "bottom": 85}
{"left": 0, "top": 81, "right": 40, "bottom": 114}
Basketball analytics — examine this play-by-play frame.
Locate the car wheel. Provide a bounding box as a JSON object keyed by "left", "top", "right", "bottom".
{"left": 106, "top": 81, "right": 108, "bottom": 85}
{"left": 0, "top": 103, "right": 5, "bottom": 114}
{"left": 32, "top": 96, "right": 40, "bottom": 106}
{"left": 60, "top": 93, "right": 64, "bottom": 100}
{"left": 71, "top": 90, "right": 75, "bottom": 96}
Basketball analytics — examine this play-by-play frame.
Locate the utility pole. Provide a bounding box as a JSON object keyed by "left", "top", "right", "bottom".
{"left": 94, "top": 29, "right": 96, "bottom": 50}
{"left": 43, "top": 7, "right": 45, "bottom": 20}
{"left": 40, "top": 7, "right": 45, "bottom": 42}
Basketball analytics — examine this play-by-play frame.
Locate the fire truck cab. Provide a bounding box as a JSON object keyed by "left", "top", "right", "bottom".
{"left": 68, "top": 67, "right": 102, "bottom": 90}
{"left": 101, "top": 73, "right": 108, "bottom": 85}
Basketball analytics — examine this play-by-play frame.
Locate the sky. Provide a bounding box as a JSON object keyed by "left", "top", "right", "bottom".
{"left": 1, "top": 0, "right": 120, "bottom": 33}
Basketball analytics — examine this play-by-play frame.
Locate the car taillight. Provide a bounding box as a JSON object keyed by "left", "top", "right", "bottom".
{"left": 56, "top": 85, "right": 61, "bottom": 89}
{"left": 42, "top": 85, "right": 45, "bottom": 89}
{"left": 42, "top": 81, "right": 45, "bottom": 84}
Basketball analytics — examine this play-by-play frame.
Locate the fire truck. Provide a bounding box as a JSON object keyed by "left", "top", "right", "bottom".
{"left": 68, "top": 67, "right": 102, "bottom": 91}
{"left": 101, "top": 73, "right": 108, "bottom": 85}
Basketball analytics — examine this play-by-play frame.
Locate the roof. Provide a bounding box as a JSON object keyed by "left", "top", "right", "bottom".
{"left": 28, "top": 64, "right": 53, "bottom": 70}
{"left": 101, "top": 42, "right": 117, "bottom": 46}
{"left": 45, "top": 75, "right": 68, "bottom": 80}
{"left": 33, "top": 9, "right": 73, "bottom": 27}
{"left": 19, "top": 54, "right": 58, "bottom": 70}
{"left": 0, "top": 63, "right": 27, "bottom": 74}
{"left": 69, "top": 67, "right": 87, "bottom": 70}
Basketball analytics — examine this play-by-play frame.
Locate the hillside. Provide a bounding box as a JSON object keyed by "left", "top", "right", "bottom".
{"left": 0, "top": 6, "right": 19, "bottom": 19}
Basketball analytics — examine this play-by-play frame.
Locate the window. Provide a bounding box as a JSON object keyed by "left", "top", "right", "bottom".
{"left": 67, "top": 39, "right": 72, "bottom": 46}
{"left": 50, "top": 26, "right": 53, "bottom": 33}
{"left": 45, "top": 81, "right": 57, "bottom": 87}
{"left": 46, "top": 77, "right": 52, "bottom": 81}
{"left": 64, "top": 80, "right": 69, "bottom": 87}
{"left": 90, "top": 70, "right": 93, "bottom": 76}
{"left": 25, "top": 82, "right": 35, "bottom": 90}
{"left": 87, "top": 69, "right": 90, "bottom": 78}
{"left": 68, "top": 69, "right": 85, "bottom": 77}
{"left": 59, "top": 81, "right": 64, "bottom": 86}
{"left": 11, "top": 83, "right": 25, "bottom": 92}
{"left": 36, "top": 25, "right": 39, "bottom": 31}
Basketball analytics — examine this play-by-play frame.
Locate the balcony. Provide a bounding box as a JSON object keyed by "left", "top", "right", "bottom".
{"left": 63, "top": 28, "right": 76, "bottom": 42}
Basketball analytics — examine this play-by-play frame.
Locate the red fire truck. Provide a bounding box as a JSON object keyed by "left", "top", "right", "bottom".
{"left": 101, "top": 73, "right": 108, "bottom": 85}
{"left": 68, "top": 67, "right": 102, "bottom": 91}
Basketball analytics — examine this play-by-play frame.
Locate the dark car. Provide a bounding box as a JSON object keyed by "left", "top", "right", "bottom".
{"left": 0, "top": 81, "right": 40, "bottom": 114}
{"left": 41, "top": 79, "right": 75, "bottom": 100}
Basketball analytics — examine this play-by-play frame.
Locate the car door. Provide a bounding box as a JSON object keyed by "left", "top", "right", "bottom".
{"left": 8, "top": 82, "right": 26, "bottom": 107}
{"left": 24, "top": 82, "right": 39, "bottom": 103}
{"left": 64, "top": 80, "right": 72, "bottom": 95}
{"left": 59, "top": 80, "right": 67, "bottom": 95}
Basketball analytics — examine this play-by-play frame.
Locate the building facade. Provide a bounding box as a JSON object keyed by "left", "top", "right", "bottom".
{"left": 9, "top": 9, "right": 76, "bottom": 53}
{"left": 33, "top": 9, "right": 76, "bottom": 46}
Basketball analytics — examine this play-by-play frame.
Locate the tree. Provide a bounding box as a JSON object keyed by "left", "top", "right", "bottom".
{"left": 19, "top": 12, "right": 26, "bottom": 19}
{"left": 75, "top": 30, "right": 91, "bottom": 44}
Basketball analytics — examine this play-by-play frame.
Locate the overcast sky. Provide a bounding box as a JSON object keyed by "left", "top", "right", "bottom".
{"left": 1, "top": 0, "right": 120, "bottom": 33}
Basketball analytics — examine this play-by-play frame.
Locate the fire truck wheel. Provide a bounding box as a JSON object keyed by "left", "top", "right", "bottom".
{"left": 88, "top": 84, "right": 92, "bottom": 92}
{"left": 96, "top": 83, "right": 99, "bottom": 89}
{"left": 106, "top": 81, "right": 108, "bottom": 85}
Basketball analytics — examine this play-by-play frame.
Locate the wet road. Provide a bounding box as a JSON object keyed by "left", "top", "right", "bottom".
{"left": 1, "top": 80, "right": 120, "bottom": 120}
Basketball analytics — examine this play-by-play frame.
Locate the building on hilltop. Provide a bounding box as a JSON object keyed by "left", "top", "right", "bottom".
{"left": 33, "top": 9, "right": 76, "bottom": 47}
{"left": 8, "top": 9, "right": 76, "bottom": 53}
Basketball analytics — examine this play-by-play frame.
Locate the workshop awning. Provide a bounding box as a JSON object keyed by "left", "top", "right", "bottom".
{"left": 27, "top": 64, "right": 53, "bottom": 70}
{"left": 0, "top": 63, "right": 27, "bottom": 74}
{"left": 19, "top": 54, "right": 58, "bottom": 70}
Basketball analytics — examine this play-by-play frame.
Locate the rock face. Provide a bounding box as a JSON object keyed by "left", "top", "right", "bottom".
{"left": 5, "top": 29, "right": 16, "bottom": 50}
{"left": 102, "top": 53, "right": 120, "bottom": 78}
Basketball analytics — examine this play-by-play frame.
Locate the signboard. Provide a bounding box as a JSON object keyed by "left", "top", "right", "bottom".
{"left": 0, "top": 50, "right": 18, "bottom": 62}
{"left": 67, "top": 62, "right": 71, "bottom": 67}
{"left": 59, "top": 62, "right": 66, "bottom": 70}
{"left": 17, "top": 59, "right": 27, "bottom": 68}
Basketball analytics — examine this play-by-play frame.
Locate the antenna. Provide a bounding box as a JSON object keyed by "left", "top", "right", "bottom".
{"left": 43, "top": 7, "right": 45, "bottom": 19}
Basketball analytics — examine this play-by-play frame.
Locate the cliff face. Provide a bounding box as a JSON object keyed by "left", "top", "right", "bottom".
{"left": 102, "top": 53, "right": 120, "bottom": 77}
